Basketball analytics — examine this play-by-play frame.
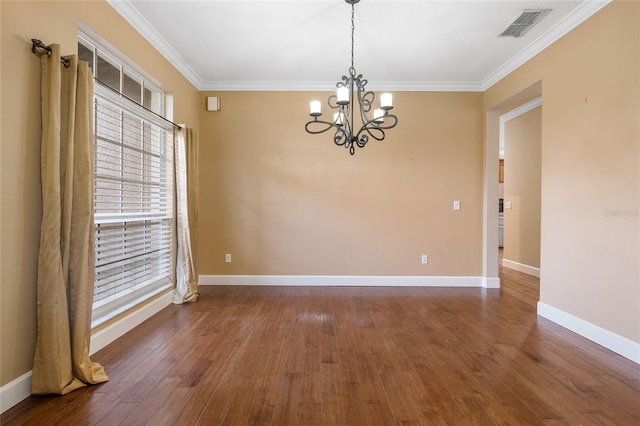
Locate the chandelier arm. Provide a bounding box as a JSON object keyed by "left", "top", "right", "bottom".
{"left": 327, "top": 94, "right": 340, "bottom": 109}
{"left": 355, "top": 133, "right": 369, "bottom": 148}
{"left": 375, "top": 113, "right": 399, "bottom": 130}
{"left": 333, "top": 128, "right": 350, "bottom": 147}
{"left": 354, "top": 114, "right": 398, "bottom": 142}
{"left": 304, "top": 117, "right": 354, "bottom": 149}
{"left": 356, "top": 88, "right": 374, "bottom": 125}
{"left": 305, "top": 118, "right": 342, "bottom": 135}
{"left": 359, "top": 91, "right": 374, "bottom": 113}
{"left": 356, "top": 124, "right": 385, "bottom": 142}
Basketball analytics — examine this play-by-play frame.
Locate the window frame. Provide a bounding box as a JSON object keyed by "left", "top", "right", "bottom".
{"left": 79, "top": 32, "right": 175, "bottom": 329}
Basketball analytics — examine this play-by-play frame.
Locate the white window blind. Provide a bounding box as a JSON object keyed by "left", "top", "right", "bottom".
{"left": 92, "top": 83, "right": 174, "bottom": 327}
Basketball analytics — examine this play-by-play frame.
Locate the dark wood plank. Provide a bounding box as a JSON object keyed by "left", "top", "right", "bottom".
{"left": 3, "top": 263, "right": 639, "bottom": 425}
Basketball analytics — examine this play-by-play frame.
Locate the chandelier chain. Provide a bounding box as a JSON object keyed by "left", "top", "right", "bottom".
{"left": 351, "top": 2, "right": 355, "bottom": 70}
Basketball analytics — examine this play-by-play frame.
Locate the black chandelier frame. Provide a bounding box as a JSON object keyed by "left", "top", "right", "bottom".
{"left": 304, "top": 0, "right": 398, "bottom": 155}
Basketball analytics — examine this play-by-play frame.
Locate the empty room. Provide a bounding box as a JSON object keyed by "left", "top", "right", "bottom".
{"left": 1, "top": 0, "right": 638, "bottom": 424}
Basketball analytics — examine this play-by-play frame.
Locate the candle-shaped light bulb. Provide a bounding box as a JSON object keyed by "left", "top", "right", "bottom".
{"left": 333, "top": 111, "right": 344, "bottom": 126}
{"left": 337, "top": 87, "right": 350, "bottom": 105}
{"left": 373, "top": 108, "right": 385, "bottom": 123}
{"left": 310, "top": 100, "right": 322, "bottom": 116}
{"left": 380, "top": 93, "right": 393, "bottom": 110}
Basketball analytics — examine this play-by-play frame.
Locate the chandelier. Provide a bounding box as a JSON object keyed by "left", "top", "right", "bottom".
{"left": 304, "top": 0, "right": 398, "bottom": 155}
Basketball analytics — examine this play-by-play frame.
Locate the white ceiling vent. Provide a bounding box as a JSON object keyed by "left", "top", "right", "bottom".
{"left": 499, "top": 9, "right": 552, "bottom": 38}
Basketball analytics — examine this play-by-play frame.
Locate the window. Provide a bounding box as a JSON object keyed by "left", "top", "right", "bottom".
{"left": 79, "top": 34, "right": 174, "bottom": 328}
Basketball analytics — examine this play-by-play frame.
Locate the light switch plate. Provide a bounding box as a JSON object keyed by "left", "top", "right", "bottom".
{"left": 453, "top": 200, "right": 461, "bottom": 210}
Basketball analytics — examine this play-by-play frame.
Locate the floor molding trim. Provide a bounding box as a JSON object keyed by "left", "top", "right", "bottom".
{"left": 482, "top": 277, "right": 501, "bottom": 288}
{"left": 502, "top": 258, "right": 541, "bottom": 278}
{"left": 199, "top": 275, "right": 489, "bottom": 287}
{"left": 90, "top": 292, "right": 173, "bottom": 355}
{"left": 0, "top": 371, "right": 32, "bottom": 414}
{"left": 537, "top": 302, "right": 640, "bottom": 364}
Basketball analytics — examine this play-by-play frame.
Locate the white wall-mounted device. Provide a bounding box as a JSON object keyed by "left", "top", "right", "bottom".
{"left": 207, "top": 96, "right": 220, "bottom": 111}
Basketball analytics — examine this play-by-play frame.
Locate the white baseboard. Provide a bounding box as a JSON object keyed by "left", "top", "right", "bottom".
{"left": 0, "top": 371, "right": 32, "bottom": 414}
{"left": 0, "top": 292, "right": 173, "bottom": 415}
{"left": 502, "top": 258, "right": 541, "bottom": 278}
{"left": 90, "top": 291, "right": 173, "bottom": 355}
{"left": 199, "top": 275, "right": 494, "bottom": 287}
{"left": 537, "top": 302, "right": 640, "bottom": 364}
{"left": 482, "top": 277, "right": 501, "bottom": 288}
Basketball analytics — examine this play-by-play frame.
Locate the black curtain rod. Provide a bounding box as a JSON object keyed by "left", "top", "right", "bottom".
{"left": 31, "top": 38, "right": 182, "bottom": 130}
{"left": 31, "top": 39, "right": 70, "bottom": 68}
{"left": 93, "top": 78, "right": 183, "bottom": 130}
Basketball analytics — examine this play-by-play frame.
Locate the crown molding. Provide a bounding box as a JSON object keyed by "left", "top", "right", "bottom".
{"left": 109, "top": 0, "right": 610, "bottom": 93}
{"left": 364, "top": 81, "right": 483, "bottom": 92}
{"left": 198, "top": 80, "right": 484, "bottom": 92}
{"left": 482, "top": 0, "right": 611, "bottom": 90}
{"left": 199, "top": 81, "right": 339, "bottom": 92}
{"left": 106, "top": 0, "right": 204, "bottom": 90}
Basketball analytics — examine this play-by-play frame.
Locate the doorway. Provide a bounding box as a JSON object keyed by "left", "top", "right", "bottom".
{"left": 499, "top": 97, "right": 542, "bottom": 278}
{"left": 482, "top": 81, "right": 542, "bottom": 288}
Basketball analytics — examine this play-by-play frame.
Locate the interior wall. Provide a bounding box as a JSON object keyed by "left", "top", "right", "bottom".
{"left": 485, "top": 0, "right": 639, "bottom": 343}
{"left": 503, "top": 106, "right": 542, "bottom": 269}
{"left": 198, "top": 91, "right": 484, "bottom": 277}
{"left": 0, "top": 0, "right": 199, "bottom": 388}
{"left": 3, "top": 0, "right": 636, "bottom": 398}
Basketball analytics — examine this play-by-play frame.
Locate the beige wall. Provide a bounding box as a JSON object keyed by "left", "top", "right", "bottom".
{"left": 2, "top": 0, "right": 637, "bottom": 398}
{"left": 0, "top": 1, "right": 199, "bottom": 387}
{"left": 485, "top": 1, "right": 639, "bottom": 342}
{"left": 503, "top": 106, "right": 542, "bottom": 269}
{"left": 198, "top": 91, "right": 484, "bottom": 276}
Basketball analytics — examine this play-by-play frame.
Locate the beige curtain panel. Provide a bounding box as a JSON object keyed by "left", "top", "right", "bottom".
{"left": 186, "top": 128, "right": 200, "bottom": 287}
{"left": 31, "top": 44, "right": 109, "bottom": 394}
{"left": 172, "top": 127, "right": 200, "bottom": 304}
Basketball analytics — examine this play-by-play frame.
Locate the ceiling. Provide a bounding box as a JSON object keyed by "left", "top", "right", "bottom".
{"left": 107, "top": 0, "right": 610, "bottom": 92}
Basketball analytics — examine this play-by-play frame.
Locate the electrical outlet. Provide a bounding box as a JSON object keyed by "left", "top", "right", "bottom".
{"left": 421, "top": 255, "right": 428, "bottom": 264}
{"left": 453, "top": 200, "right": 461, "bottom": 210}
{"left": 225, "top": 253, "right": 231, "bottom": 263}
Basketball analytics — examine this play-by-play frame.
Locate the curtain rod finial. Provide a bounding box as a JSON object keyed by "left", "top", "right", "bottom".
{"left": 31, "top": 38, "right": 51, "bottom": 57}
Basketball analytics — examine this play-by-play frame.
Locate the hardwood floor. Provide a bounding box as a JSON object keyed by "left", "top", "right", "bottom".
{"left": 3, "top": 263, "right": 639, "bottom": 425}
